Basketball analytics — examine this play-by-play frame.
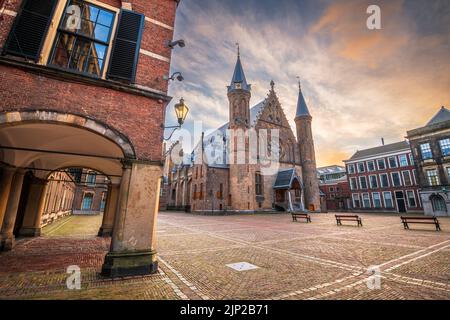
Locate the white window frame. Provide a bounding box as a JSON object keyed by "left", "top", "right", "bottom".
{"left": 391, "top": 172, "right": 402, "bottom": 187}
{"left": 412, "top": 169, "right": 417, "bottom": 185}
{"left": 350, "top": 177, "right": 358, "bottom": 190}
{"left": 398, "top": 154, "right": 408, "bottom": 167}
{"left": 383, "top": 191, "right": 394, "bottom": 208}
{"left": 377, "top": 158, "right": 386, "bottom": 170}
{"left": 388, "top": 156, "right": 398, "bottom": 168}
{"left": 409, "top": 153, "right": 414, "bottom": 166}
{"left": 369, "top": 175, "right": 378, "bottom": 189}
{"left": 347, "top": 164, "right": 355, "bottom": 174}
{"left": 362, "top": 193, "right": 371, "bottom": 208}
{"left": 352, "top": 193, "right": 361, "bottom": 208}
{"left": 357, "top": 162, "right": 365, "bottom": 173}
{"left": 359, "top": 176, "right": 368, "bottom": 189}
{"left": 406, "top": 190, "right": 416, "bottom": 207}
{"left": 402, "top": 170, "right": 412, "bottom": 186}
{"left": 379, "top": 173, "right": 389, "bottom": 188}
{"left": 366, "top": 160, "right": 376, "bottom": 172}
{"left": 372, "top": 192, "right": 382, "bottom": 208}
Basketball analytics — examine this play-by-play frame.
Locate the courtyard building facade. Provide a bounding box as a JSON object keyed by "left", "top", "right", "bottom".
{"left": 0, "top": 0, "right": 181, "bottom": 276}
{"left": 344, "top": 141, "right": 423, "bottom": 213}
{"left": 407, "top": 106, "right": 450, "bottom": 216}
{"left": 71, "top": 169, "right": 108, "bottom": 215}
{"left": 318, "top": 165, "right": 350, "bottom": 211}
{"left": 165, "top": 52, "right": 321, "bottom": 213}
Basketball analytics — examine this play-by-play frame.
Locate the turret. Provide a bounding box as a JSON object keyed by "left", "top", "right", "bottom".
{"left": 294, "top": 80, "right": 321, "bottom": 211}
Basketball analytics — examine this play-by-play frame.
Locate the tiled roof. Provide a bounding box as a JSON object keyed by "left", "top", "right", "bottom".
{"left": 426, "top": 106, "right": 450, "bottom": 126}
{"left": 347, "top": 140, "right": 410, "bottom": 161}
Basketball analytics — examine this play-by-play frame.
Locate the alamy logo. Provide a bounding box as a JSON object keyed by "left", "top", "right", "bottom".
{"left": 65, "top": 5, "right": 81, "bottom": 30}
{"left": 366, "top": 265, "right": 381, "bottom": 290}
{"left": 366, "top": 5, "right": 381, "bottom": 30}
{"left": 66, "top": 265, "right": 81, "bottom": 290}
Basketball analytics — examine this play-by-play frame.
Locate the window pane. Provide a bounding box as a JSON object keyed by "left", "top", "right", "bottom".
{"left": 51, "top": 33, "right": 76, "bottom": 68}
{"left": 389, "top": 157, "right": 397, "bottom": 168}
{"left": 399, "top": 155, "right": 408, "bottom": 167}
{"left": 420, "top": 143, "right": 432, "bottom": 159}
{"left": 403, "top": 171, "right": 412, "bottom": 186}
{"left": 93, "top": 24, "right": 110, "bottom": 42}
{"left": 97, "top": 9, "right": 114, "bottom": 27}
{"left": 377, "top": 159, "right": 386, "bottom": 170}
{"left": 83, "top": 5, "right": 100, "bottom": 22}
{"left": 426, "top": 169, "right": 439, "bottom": 186}
{"left": 392, "top": 172, "right": 401, "bottom": 186}
{"left": 439, "top": 138, "right": 450, "bottom": 156}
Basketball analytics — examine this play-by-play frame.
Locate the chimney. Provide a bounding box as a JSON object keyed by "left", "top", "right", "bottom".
{"left": 381, "top": 138, "right": 385, "bottom": 146}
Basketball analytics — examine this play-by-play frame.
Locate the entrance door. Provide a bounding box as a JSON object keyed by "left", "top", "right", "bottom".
{"left": 395, "top": 191, "right": 406, "bottom": 213}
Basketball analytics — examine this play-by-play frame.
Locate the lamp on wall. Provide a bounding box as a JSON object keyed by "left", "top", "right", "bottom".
{"left": 162, "top": 98, "right": 189, "bottom": 140}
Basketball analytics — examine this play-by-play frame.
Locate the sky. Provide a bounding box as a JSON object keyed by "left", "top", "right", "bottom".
{"left": 164, "top": 0, "right": 450, "bottom": 167}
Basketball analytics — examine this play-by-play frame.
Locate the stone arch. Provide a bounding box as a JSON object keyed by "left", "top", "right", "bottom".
{"left": 0, "top": 109, "right": 136, "bottom": 159}
{"left": 430, "top": 194, "right": 447, "bottom": 213}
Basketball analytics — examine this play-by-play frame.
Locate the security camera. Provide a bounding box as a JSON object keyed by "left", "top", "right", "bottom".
{"left": 163, "top": 72, "right": 184, "bottom": 82}
{"left": 166, "top": 39, "right": 186, "bottom": 49}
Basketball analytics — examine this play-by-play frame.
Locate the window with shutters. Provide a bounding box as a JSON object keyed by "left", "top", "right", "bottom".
{"left": 48, "top": 0, "right": 116, "bottom": 77}
{"left": 3, "top": 0, "right": 58, "bottom": 61}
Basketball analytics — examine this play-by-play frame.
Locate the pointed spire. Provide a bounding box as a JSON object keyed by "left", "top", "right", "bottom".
{"left": 295, "top": 77, "right": 311, "bottom": 118}
{"left": 227, "top": 43, "right": 251, "bottom": 93}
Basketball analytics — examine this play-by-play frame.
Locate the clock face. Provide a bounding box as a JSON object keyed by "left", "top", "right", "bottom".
{"left": 235, "top": 83, "right": 241, "bottom": 89}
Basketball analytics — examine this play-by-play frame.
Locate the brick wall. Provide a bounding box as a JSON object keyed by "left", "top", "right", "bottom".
{"left": 0, "top": 0, "right": 179, "bottom": 161}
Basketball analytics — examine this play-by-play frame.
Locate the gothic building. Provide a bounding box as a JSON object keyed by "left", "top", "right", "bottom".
{"left": 165, "top": 51, "right": 321, "bottom": 213}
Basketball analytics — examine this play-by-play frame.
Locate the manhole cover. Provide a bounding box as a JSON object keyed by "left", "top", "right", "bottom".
{"left": 226, "top": 262, "right": 259, "bottom": 271}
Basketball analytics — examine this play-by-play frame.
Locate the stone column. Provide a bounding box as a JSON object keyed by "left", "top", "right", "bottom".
{"left": 98, "top": 183, "right": 119, "bottom": 237}
{"left": 0, "top": 167, "right": 15, "bottom": 231}
{"left": 102, "top": 161, "right": 162, "bottom": 277}
{"left": 19, "top": 177, "right": 48, "bottom": 237}
{"left": 0, "top": 170, "right": 25, "bottom": 251}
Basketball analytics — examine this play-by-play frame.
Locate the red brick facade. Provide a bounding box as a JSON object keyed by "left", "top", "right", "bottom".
{"left": 345, "top": 143, "right": 423, "bottom": 213}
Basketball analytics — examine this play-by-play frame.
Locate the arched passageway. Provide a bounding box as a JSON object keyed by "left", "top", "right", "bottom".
{"left": 0, "top": 110, "right": 162, "bottom": 277}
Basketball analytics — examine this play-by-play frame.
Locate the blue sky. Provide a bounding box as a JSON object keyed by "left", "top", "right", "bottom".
{"left": 165, "top": 0, "right": 450, "bottom": 166}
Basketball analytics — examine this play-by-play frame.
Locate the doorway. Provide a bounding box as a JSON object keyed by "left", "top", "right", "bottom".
{"left": 395, "top": 191, "right": 406, "bottom": 213}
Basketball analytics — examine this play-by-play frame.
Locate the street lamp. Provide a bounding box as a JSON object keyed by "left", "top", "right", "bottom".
{"left": 163, "top": 98, "right": 189, "bottom": 140}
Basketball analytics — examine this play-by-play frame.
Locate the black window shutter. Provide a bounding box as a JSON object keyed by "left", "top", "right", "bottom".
{"left": 107, "top": 9, "right": 145, "bottom": 83}
{"left": 3, "top": 0, "right": 57, "bottom": 61}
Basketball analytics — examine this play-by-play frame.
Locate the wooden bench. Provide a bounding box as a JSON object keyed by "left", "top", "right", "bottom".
{"left": 291, "top": 212, "right": 311, "bottom": 223}
{"left": 335, "top": 214, "right": 362, "bottom": 227}
{"left": 401, "top": 216, "right": 441, "bottom": 231}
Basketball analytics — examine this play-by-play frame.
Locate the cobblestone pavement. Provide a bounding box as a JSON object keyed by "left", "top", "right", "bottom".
{"left": 0, "top": 212, "right": 449, "bottom": 299}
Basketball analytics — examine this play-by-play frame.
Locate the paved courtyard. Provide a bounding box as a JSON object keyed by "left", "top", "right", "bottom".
{"left": 0, "top": 212, "right": 449, "bottom": 300}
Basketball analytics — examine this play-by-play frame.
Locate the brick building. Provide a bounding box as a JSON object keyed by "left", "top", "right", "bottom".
{"left": 70, "top": 168, "right": 108, "bottom": 215}
{"left": 165, "top": 52, "right": 321, "bottom": 213}
{"left": 407, "top": 106, "right": 450, "bottom": 216}
{"left": 0, "top": 0, "right": 181, "bottom": 276}
{"left": 317, "top": 165, "right": 350, "bottom": 211}
{"left": 344, "top": 141, "right": 423, "bottom": 213}
{"left": 40, "top": 170, "right": 75, "bottom": 227}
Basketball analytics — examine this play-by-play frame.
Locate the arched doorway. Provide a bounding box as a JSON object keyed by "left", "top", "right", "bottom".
{"left": 430, "top": 194, "right": 447, "bottom": 214}
{"left": 0, "top": 110, "right": 161, "bottom": 277}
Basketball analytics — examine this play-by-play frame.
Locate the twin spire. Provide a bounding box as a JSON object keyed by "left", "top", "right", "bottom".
{"left": 228, "top": 45, "right": 311, "bottom": 118}
{"left": 295, "top": 77, "right": 311, "bottom": 118}
{"left": 228, "top": 43, "right": 251, "bottom": 93}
